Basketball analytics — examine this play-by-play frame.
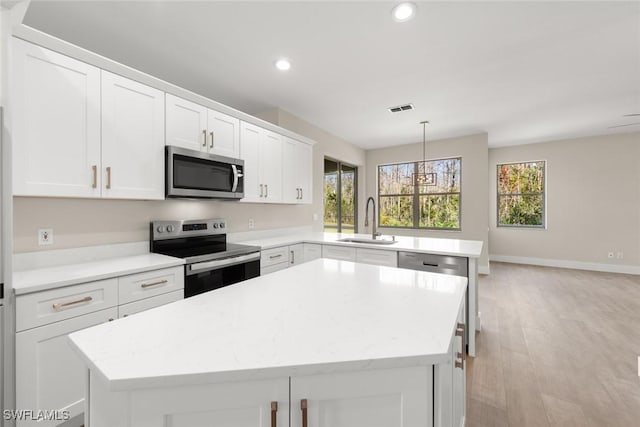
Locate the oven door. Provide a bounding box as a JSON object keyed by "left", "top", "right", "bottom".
{"left": 184, "top": 252, "right": 260, "bottom": 298}
{"left": 166, "top": 145, "right": 244, "bottom": 199}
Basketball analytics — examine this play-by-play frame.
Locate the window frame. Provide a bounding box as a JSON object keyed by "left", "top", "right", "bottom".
{"left": 496, "top": 160, "right": 546, "bottom": 229}
{"left": 377, "top": 157, "right": 462, "bottom": 231}
{"left": 324, "top": 157, "right": 358, "bottom": 233}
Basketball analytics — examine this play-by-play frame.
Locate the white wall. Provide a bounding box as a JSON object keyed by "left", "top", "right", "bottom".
{"left": 365, "top": 133, "right": 489, "bottom": 272}
{"left": 489, "top": 132, "right": 640, "bottom": 273}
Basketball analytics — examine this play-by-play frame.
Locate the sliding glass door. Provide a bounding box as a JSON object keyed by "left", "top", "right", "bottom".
{"left": 324, "top": 158, "right": 357, "bottom": 233}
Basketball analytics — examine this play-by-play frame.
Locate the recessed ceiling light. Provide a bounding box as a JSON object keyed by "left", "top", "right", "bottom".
{"left": 275, "top": 59, "right": 291, "bottom": 71}
{"left": 392, "top": 2, "right": 416, "bottom": 22}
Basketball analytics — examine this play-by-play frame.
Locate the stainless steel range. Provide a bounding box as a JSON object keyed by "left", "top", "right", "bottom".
{"left": 150, "top": 219, "right": 260, "bottom": 298}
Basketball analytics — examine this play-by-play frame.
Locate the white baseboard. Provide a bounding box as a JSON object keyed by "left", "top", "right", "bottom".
{"left": 489, "top": 254, "right": 640, "bottom": 275}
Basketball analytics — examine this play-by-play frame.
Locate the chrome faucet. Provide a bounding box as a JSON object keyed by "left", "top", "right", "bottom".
{"left": 365, "top": 197, "right": 381, "bottom": 240}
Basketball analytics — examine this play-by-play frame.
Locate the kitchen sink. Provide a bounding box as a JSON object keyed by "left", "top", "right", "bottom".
{"left": 336, "top": 238, "right": 397, "bottom": 245}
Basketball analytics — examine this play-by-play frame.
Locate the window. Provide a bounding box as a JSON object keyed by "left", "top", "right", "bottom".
{"left": 324, "top": 158, "right": 357, "bottom": 233}
{"left": 378, "top": 158, "right": 461, "bottom": 230}
{"left": 497, "top": 161, "right": 545, "bottom": 227}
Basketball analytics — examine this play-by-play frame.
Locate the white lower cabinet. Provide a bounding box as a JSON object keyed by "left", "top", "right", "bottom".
{"left": 261, "top": 262, "right": 289, "bottom": 276}
{"left": 355, "top": 248, "right": 398, "bottom": 267}
{"left": 118, "top": 290, "right": 183, "bottom": 318}
{"left": 16, "top": 307, "right": 118, "bottom": 427}
{"left": 289, "top": 243, "right": 304, "bottom": 266}
{"left": 260, "top": 243, "right": 308, "bottom": 275}
{"left": 303, "top": 243, "right": 322, "bottom": 262}
{"left": 321, "top": 245, "right": 356, "bottom": 262}
{"left": 290, "top": 367, "right": 432, "bottom": 427}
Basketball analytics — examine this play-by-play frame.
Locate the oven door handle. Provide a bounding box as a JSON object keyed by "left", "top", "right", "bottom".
{"left": 187, "top": 252, "right": 260, "bottom": 275}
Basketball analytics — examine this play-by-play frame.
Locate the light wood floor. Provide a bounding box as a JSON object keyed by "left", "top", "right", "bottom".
{"left": 466, "top": 262, "right": 640, "bottom": 427}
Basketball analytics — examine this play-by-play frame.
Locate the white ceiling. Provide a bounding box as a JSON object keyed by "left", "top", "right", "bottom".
{"left": 23, "top": 1, "right": 640, "bottom": 149}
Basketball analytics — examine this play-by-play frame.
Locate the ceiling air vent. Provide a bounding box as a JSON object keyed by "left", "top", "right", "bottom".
{"left": 388, "top": 103, "right": 414, "bottom": 113}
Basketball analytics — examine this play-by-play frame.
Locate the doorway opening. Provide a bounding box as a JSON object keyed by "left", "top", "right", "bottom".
{"left": 324, "top": 158, "right": 357, "bottom": 233}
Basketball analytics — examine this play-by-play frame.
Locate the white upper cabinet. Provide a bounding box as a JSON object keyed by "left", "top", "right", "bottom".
{"left": 208, "top": 109, "right": 240, "bottom": 158}
{"left": 101, "top": 71, "right": 165, "bottom": 200}
{"left": 166, "top": 93, "right": 240, "bottom": 158}
{"left": 239, "top": 121, "right": 283, "bottom": 203}
{"left": 165, "top": 94, "right": 208, "bottom": 151}
{"left": 283, "top": 137, "right": 313, "bottom": 204}
{"left": 12, "top": 38, "right": 101, "bottom": 197}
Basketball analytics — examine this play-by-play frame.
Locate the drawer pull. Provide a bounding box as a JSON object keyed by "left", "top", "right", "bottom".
{"left": 91, "top": 165, "right": 97, "bottom": 188}
{"left": 301, "top": 399, "right": 308, "bottom": 427}
{"left": 269, "top": 254, "right": 283, "bottom": 259}
{"left": 455, "top": 322, "right": 466, "bottom": 370}
{"left": 271, "top": 401, "right": 278, "bottom": 427}
{"left": 422, "top": 262, "right": 439, "bottom": 267}
{"left": 141, "top": 279, "right": 169, "bottom": 288}
{"left": 52, "top": 296, "right": 93, "bottom": 309}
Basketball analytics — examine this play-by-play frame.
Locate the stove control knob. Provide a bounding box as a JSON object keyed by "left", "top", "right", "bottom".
{"left": 166, "top": 225, "right": 175, "bottom": 233}
{"left": 156, "top": 226, "right": 164, "bottom": 233}
{"left": 220, "top": 222, "right": 226, "bottom": 229}
{"left": 212, "top": 223, "right": 219, "bottom": 229}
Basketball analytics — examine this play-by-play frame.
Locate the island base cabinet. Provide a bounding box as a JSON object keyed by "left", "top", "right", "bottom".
{"left": 88, "top": 373, "right": 290, "bottom": 427}
{"left": 16, "top": 308, "right": 117, "bottom": 427}
{"left": 290, "top": 367, "right": 433, "bottom": 427}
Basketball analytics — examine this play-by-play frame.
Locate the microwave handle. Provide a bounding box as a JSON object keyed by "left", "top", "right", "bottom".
{"left": 231, "top": 164, "right": 243, "bottom": 192}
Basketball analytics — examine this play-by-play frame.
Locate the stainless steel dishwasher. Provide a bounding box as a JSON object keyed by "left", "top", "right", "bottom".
{"left": 398, "top": 252, "right": 468, "bottom": 277}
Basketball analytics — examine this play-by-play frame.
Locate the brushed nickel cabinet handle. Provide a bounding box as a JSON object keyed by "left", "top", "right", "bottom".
{"left": 291, "top": 250, "right": 295, "bottom": 264}
{"left": 141, "top": 279, "right": 169, "bottom": 288}
{"left": 202, "top": 129, "right": 207, "bottom": 147}
{"left": 210, "top": 131, "right": 214, "bottom": 149}
{"left": 270, "top": 401, "right": 278, "bottom": 427}
{"left": 52, "top": 296, "right": 93, "bottom": 309}
{"left": 260, "top": 184, "right": 264, "bottom": 197}
{"left": 455, "top": 322, "right": 465, "bottom": 369}
{"left": 106, "top": 166, "right": 112, "bottom": 189}
{"left": 265, "top": 184, "right": 269, "bottom": 198}
{"left": 92, "top": 165, "right": 97, "bottom": 188}
{"left": 270, "top": 254, "right": 283, "bottom": 259}
{"left": 300, "top": 188, "right": 303, "bottom": 200}
{"left": 301, "top": 399, "right": 308, "bottom": 427}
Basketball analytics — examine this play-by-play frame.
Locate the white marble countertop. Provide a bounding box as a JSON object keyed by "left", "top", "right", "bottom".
{"left": 237, "top": 232, "right": 483, "bottom": 258}
{"left": 13, "top": 254, "right": 185, "bottom": 295}
{"left": 69, "top": 259, "right": 467, "bottom": 391}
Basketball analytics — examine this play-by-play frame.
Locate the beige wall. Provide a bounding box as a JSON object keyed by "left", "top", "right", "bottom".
{"left": 365, "top": 133, "right": 489, "bottom": 271}
{"left": 489, "top": 132, "right": 640, "bottom": 267}
{"left": 13, "top": 110, "right": 365, "bottom": 253}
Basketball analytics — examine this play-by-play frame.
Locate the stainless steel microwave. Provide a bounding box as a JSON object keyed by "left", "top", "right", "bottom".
{"left": 166, "top": 146, "right": 244, "bottom": 199}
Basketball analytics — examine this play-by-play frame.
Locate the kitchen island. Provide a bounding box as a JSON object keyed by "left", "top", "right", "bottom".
{"left": 69, "top": 259, "right": 468, "bottom": 427}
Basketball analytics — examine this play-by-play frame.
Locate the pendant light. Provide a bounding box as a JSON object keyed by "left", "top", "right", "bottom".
{"left": 412, "top": 120, "right": 437, "bottom": 186}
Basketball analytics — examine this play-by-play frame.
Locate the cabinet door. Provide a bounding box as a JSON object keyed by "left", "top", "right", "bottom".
{"left": 101, "top": 71, "right": 165, "bottom": 200}
{"left": 289, "top": 243, "right": 304, "bottom": 266}
{"left": 355, "top": 248, "right": 398, "bottom": 267}
{"left": 165, "top": 94, "right": 208, "bottom": 151}
{"left": 303, "top": 243, "right": 322, "bottom": 262}
{"left": 207, "top": 109, "right": 240, "bottom": 158}
{"left": 16, "top": 308, "right": 117, "bottom": 427}
{"left": 12, "top": 39, "right": 101, "bottom": 197}
{"left": 118, "top": 290, "right": 183, "bottom": 318}
{"left": 296, "top": 141, "right": 313, "bottom": 204}
{"left": 291, "top": 367, "right": 432, "bottom": 427}
{"left": 260, "top": 130, "right": 283, "bottom": 203}
{"left": 239, "top": 121, "right": 262, "bottom": 202}
{"left": 452, "top": 301, "right": 466, "bottom": 427}
{"left": 282, "top": 137, "right": 298, "bottom": 203}
{"left": 322, "top": 245, "right": 356, "bottom": 262}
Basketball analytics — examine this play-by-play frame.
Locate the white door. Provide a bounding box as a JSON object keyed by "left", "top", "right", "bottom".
{"left": 296, "top": 141, "right": 313, "bottom": 204}
{"left": 165, "top": 94, "right": 208, "bottom": 151}
{"left": 239, "top": 121, "right": 262, "bottom": 202}
{"left": 290, "top": 367, "right": 433, "bottom": 427}
{"left": 101, "top": 71, "right": 165, "bottom": 200}
{"left": 289, "top": 244, "right": 304, "bottom": 266}
{"left": 207, "top": 109, "right": 240, "bottom": 158}
{"left": 11, "top": 39, "right": 101, "bottom": 197}
{"left": 15, "top": 308, "right": 117, "bottom": 427}
{"left": 260, "top": 130, "right": 283, "bottom": 203}
{"left": 282, "top": 137, "right": 298, "bottom": 203}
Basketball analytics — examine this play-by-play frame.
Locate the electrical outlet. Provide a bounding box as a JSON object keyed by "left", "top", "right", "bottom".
{"left": 248, "top": 219, "right": 255, "bottom": 229}
{"left": 313, "top": 213, "right": 319, "bottom": 221}
{"left": 617, "top": 252, "right": 624, "bottom": 259}
{"left": 607, "top": 252, "right": 614, "bottom": 259}
{"left": 38, "top": 228, "right": 53, "bottom": 246}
